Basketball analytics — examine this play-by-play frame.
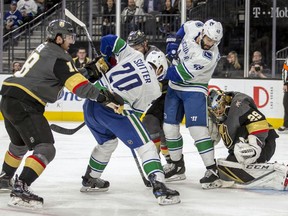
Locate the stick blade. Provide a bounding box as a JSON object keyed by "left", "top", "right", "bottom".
{"left": 50, "top": 122, "right": 85, "bottom": 135}
{"left": 64, "top": 8, "right": 86, "bottom": 27}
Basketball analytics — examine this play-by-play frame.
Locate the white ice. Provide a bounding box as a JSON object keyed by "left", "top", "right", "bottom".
{"left": 0, "top": 121, "right": 288, "bottom": 216}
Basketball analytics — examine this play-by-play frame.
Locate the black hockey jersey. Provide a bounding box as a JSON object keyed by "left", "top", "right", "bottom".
{"left": 216, "top": 92, "right": 277, "bottom": 150}
{"left": 0, "top": 42, "right": 100, "bottom": 105}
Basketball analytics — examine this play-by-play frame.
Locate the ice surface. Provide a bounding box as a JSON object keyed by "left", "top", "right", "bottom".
{"left": 0, "top": 121, "right": 287, "bottom": 216}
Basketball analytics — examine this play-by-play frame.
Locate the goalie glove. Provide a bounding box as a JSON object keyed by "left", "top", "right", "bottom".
{"left": 234, "top": 135, "right": 262, "bottom": 165}
{"left": 97, "top": 90, "right": 124, "bottom": 114}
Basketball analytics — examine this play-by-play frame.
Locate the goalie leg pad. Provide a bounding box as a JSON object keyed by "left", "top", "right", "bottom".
{"left": 217, "top": 158, "right": 288, "bottom": 190}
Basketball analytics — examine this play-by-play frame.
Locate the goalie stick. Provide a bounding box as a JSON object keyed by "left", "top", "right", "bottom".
{"left": 50, "top": 122, "right": 85, "bottom": 135}
{"left": 64, "top": 9, "right": 152, "bottom": 187}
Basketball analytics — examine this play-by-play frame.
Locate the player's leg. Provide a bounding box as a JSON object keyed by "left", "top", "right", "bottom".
{"left": 184, "top": 91, "right": 220, "bottom": 189}
{"left": 81, "top": 100, "right": 117, "bottom": 192}
{"left": 1, "top": 96, "right": 55, "bottom": 208}
{"left": 218, "top": 159, "right": 288, "bottom": 190}
{"left": 162, "top": 87, "right": 186, "bottom": 181}
{"left": 0, "top": 119, "right": 28, "bottom": 192}
{"left": 112, "top": 110, "right": 180, "bottom": 205}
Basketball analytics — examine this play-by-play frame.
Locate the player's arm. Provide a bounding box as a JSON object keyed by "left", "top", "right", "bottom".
{"left": 165, "top": 25, "right": 185, "bottom": 62}
{"left": 54, "top": 59, "right": 124, "bottom": 113}
{"left": 239, "top": 105, "right": 269, "bottom": 144}
{"left": 234, "top": 105, "right": 269, "bottom": 164}
{"left": 165, "top": 57, "right": 211, "bottom": 82}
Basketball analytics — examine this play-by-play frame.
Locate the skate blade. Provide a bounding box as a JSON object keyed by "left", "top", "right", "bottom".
{"left": 157, "top": 195, "right": 181, "bottom": 205}
{"left": 80, "top": 186, "right": 109, "bottom": 192}
{"left": 201, "top": 179, "right": 223, "bottom": 189}
{"left": 0, "top": 188, "right": 12, "bottom": 193}
{"left": 165, "top": 174, "right": 186, "bottom": 182}
{"left": 8, "top": 196, "right": 43, "bottom": 209}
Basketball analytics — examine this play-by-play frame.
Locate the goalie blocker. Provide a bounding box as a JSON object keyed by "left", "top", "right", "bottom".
{"left": 217, "top": 158, "right": 288, "bottom": 190}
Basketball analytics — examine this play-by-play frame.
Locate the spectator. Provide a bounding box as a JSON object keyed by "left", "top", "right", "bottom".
{"left": 121, "top": 0, "right": 145, "bottom": 37}
{"left": 186, "top": 0, "right": 194, "bottom": 20}
{"left": 73, "top": 47, "right": 91, "bottom": 68}
{"left": 102, "top": 0, "right": 116, "bottom": 36}
{"left": 278, "top": 58, "right": 288, "bottom": 133}
{"left": 248, "top": 51, "right": 270, "bottom": 78}
{"left": 171, "top": 0, "right": 180, "bottom": 12}
{"left": 135, "top": 0, "right": 144, "bottom": 8}
{"left": 17, "top": 0, "right": 38, "bottom": 23}
{"left": 160, "top": 0, "right": 179, "bottom": 34}
{"left": 222, "top": 51, "right": 243, "bottom": 78}
{"left": 143, "top": 0, "right": 164, "bottom": 14}
{"left": 35, "top": 0, "right": 45, "bottom": 15}
{"left": 3, "top": 0, "right": 23, "bottom": 34}
{"left": 12, "top": 61, "right": 22, "bottom": 74}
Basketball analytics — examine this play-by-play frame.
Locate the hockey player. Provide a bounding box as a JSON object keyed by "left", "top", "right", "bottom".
{"left": 126, "top": 30, "right": 163, "bottom": 58}
{"left": 0, "top": 19, "right": 123, "bottom": 208}
{"left": 80, "top": 34, "right": 180, "bottom": 205}
{"left": 162, "top": 19, "right": 223, "bottom": 187}
{"left": 208, "top": 89, "right": 288, "bottom": 190}
{"left": 127, "top": 30, "right": 171, "bottom": 162}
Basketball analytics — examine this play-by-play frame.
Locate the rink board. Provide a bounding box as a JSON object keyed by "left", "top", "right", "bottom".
{"left": 0, "top": 75, "right": 284, "bottom": 127}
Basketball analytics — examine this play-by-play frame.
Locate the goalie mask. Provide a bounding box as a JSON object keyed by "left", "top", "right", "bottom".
{"left": 146, "top": 50, "right": 168, "bottom": 80}
{"left": 208, "top": 89, "right": 231, "bottom": 123}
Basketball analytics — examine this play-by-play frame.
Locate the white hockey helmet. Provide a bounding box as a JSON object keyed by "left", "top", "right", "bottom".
{"left": 203, "top": 19, "right": 223, "bottom": 44}
{"left": 146, "top": 50, "right": 168, "bottom": 79}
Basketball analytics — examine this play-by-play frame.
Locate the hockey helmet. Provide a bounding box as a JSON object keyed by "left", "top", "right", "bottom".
{"left": 208, "top": 89, "right": 231, "bottom": 123}
{"left": 46, "top": 19, "right": 76, "bottom": 43}
{"left": 202, "top": 19, "right": 223, "bottom": 46}
{"left": 146, "top": 50, "right": 168, "bottom": 79}
{"left": 127, "top": 30, "right": 146, "bottom": 46}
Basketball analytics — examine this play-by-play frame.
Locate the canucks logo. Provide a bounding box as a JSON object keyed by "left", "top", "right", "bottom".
{"left": 193, "top": 64, "right": 204, "bottom": 70}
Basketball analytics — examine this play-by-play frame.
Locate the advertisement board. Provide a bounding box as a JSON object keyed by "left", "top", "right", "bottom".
{"left": 0, "top": 75, "right": 284, "bottom": 126}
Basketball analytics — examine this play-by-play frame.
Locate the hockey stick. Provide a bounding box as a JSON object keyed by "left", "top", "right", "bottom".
{"left": 64, "top": 8, "right": 112, "bottom": 92}
{"left": 50, "top": 122, "right": 86, "bottom": 135}
{"left": 65, "top": 9, "right": 151, "bottom": 187}
{"left": 131, "top": 149, "right": 152, "bottom": 187}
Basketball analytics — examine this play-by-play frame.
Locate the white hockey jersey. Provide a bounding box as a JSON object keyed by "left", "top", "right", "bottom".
{"left": 97, "top": 35, "right": 161, "bottom": 114}
{"left": 169, "top": 20, "right": 221, "bottom": 93}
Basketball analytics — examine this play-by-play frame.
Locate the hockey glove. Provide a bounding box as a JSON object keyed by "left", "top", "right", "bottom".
{"left": 97, "top": 90, "right": 124, "bottom": 114}
{"left": 95, "top": 56, "right": 110, "bottom": 74}
{"left": 234, "top": 135, "right": 262, "bottom": 165}
{"left": 166, "top": 34, "right": 182, "bottom": 62}
{"left": 83, "top": 59, "right": 102, "bottom": 81}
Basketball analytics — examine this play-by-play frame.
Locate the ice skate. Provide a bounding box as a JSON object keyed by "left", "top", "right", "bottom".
{"left": 278, "top": 126, "right": 288, "bottom": 134}
{"left": 163, "top": 155, "right": 186, "bottom": 182}
{"left": 8, "top": 175, "right": 43, "bottom": 209}
{"left": 148, "top": 173, "right": 180, "bottom": 205}
{"left": 0, "top": 171, "right": 13, "bottom": 192}
{"left": 80, "top": 176, "right": 110, "bottom": 192}
{"left": 200, "top": 166, "right": 222, "bottom": 189}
